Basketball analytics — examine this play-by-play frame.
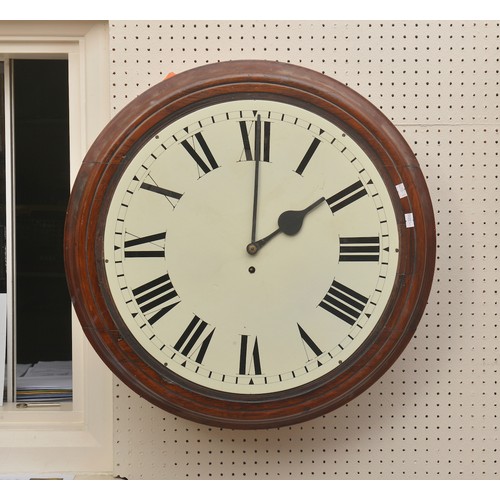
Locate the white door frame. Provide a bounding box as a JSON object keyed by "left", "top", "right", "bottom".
{"left": 0, "top": 21, "right": 113, "bottom": 475}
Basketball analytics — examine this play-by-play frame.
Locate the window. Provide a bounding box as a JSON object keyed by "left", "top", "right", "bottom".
{"left": 0, "top": 21, "right": 112, "bottom": 475}
{"left": 4, "top": 59, "right": 72, "bottom": 404}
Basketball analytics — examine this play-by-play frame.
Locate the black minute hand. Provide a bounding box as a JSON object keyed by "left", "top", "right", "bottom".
{"left": 246, "top": 197, "right": 326, "bottom": 255}
{"left": 250, "top": 114, "right": 262, "bottom": 243}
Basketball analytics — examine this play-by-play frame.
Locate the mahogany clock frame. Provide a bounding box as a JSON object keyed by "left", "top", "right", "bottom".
{"left": 64, "top": 60, "right": 435, "bottom": 429}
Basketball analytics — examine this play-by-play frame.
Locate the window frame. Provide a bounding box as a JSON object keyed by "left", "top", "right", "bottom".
{"left": 0, "top": 21, "right": 113, "bottom": 475}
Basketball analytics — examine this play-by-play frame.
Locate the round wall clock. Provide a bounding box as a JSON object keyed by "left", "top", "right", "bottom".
{"left": 65, "top": 60, "right": 435, "bottom": 429}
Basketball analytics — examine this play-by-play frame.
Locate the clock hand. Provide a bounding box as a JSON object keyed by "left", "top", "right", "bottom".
{"left": 250, "top": 114, "right": 262, "bottom": 243}
{"left": 246, "top": 197, "right": 326, "bottom": 255}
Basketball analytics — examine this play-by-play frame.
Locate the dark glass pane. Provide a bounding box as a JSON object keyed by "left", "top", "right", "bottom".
{"left": 12, "top": 59, "right": 71, "bottom": 364}
{"left": 0, "top": 62, "right": 6, "bottom": 294}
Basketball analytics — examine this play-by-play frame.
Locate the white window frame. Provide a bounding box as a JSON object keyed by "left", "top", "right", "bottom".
{"left": 0, "top": 21, "right": 113, "bottom": 475}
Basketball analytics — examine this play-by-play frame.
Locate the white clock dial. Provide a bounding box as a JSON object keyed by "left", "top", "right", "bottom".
{"left": 103, "top": 99, "right": 400, "bottom": 394}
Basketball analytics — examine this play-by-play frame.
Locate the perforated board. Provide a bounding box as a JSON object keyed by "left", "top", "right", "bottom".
{"left": 109, "top": 20, "right": 499, "bottom": 479}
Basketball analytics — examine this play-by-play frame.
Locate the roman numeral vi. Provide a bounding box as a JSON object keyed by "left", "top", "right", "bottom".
{"left": 239, "top": 335, "right": 262, "bottom": 376}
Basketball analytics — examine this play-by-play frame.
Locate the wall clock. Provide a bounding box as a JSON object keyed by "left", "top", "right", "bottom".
{"left": 64, "top": 60, "right": 435, "bottom": 429}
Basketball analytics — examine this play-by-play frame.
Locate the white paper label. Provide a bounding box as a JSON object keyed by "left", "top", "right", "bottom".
{"left": 396, "top": 182, "right": 408, "bottom": 198}
{"left": 405, "top": 213, "right": 415, "bottom": 228}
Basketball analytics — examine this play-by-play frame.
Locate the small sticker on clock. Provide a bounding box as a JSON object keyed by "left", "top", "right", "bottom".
{"left": 405, "top": 213, "right": 415, "bottom": 228}
{"left": 396, "top": 182, "right": 408, "bottom": 198}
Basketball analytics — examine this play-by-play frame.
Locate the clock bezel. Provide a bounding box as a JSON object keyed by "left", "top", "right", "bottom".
{"left": 64, "top": 60, "right": 435, "bottom": 429}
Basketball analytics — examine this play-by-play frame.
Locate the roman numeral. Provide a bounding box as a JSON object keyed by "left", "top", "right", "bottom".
{"left": 132, "top": 274, "right": 180, "bottom": 325}
{"left": 124, "top": 231, "right": 166, "bottom": 258}
{"left": 327, "top": 180, "right": 367, "bottom": 213}
{"left": 295, "top": 137, "right": 321, "bottom": 175}
{"left": 319, "top": 280, "right": 368, "bottom": 325}
{"left": 239, "top": 121, "right": 253, "bottom": 161}
{"left": 298, "top": 324, "right": 323, "bottom": 360}
{"left": 239, "top": 116, "right": 271, "bottom": 162}
{"left": 238, "top": 335, "right": 262, "bottom": 376}
{"left": 140, "top": 181, "right": 183, "bottom": 202}
{"left": 181, "top": 132, "right": 219, "bottom": 174}
{"left": 173, "top": 316, "right": 214, "bottom": 364}
{"left": 339, "top": 236, "right": 380, "bottom": 262}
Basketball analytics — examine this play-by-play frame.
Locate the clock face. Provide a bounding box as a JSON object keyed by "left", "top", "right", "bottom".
{"left": 65, "top": 60, "right": 435, "bottom": 428}
{"left": 103, "top": 98, "right": 400, "bottom": 395}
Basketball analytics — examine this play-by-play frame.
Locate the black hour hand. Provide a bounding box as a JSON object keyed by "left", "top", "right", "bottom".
{"left": 278, "top": 197, "right": 325, "bottom": 235}
{"left": 247, "top": 197, "right": 325, "bottom": 255}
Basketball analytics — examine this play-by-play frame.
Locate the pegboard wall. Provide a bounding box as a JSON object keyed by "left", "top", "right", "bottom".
{"left": 109, "top": 20, "right": 499, "bottom": 479}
